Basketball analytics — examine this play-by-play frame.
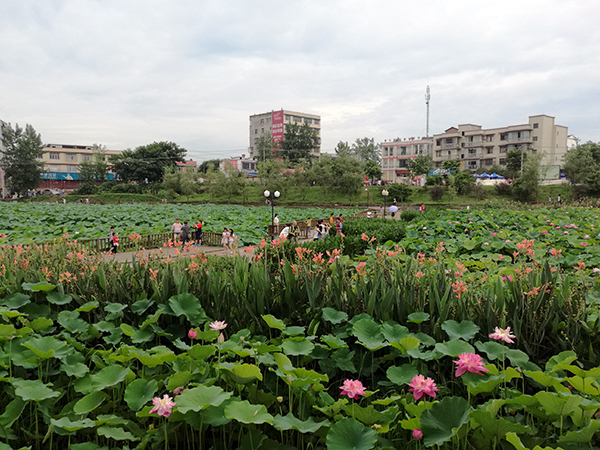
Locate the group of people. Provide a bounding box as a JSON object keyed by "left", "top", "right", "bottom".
{"left": 276, "top": 213, "right": 344, "bottom": 241}
{"left": 170, "top": 218, "right": 204, "bottom": 246}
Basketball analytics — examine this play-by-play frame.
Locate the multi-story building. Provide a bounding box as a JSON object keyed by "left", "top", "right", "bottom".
{"left": 220, "top": 155, "right": 258, "bottom": 177}
{"left": 431, "top": 115, "right": 568, "bottom": 177}
{"left": 249, "top": 109, "right": 321, "bottom": 159}
{"left": 176, "top": 160, "right": 197, "bottom": 173}
{"left": 381, "top": 137, "right": 433, "bottom": 183}
{"left": 39, "top": 144, "right": 122, "bottom": 190}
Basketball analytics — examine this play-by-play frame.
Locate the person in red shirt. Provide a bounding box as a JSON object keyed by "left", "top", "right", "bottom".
{"left": 194, "top": 220, "right": 203, "bottom": 245}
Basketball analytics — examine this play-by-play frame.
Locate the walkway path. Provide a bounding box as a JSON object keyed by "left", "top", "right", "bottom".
{"left": 102, "top": 244, "right": 239, "bottom": 264}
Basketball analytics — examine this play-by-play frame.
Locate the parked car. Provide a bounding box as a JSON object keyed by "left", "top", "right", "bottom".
{"left": 35, "top": 189, "right": 62, "bottom": 196}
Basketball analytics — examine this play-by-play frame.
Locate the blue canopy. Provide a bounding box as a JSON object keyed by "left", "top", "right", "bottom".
{"left": 473, "top": 173, "right": 480, "bottom": 178}
{"left": 480, "top": 172, "right": 490, "bottom": 178}
{"left": 490, "top": 173, "right": 500, "bottom": 178}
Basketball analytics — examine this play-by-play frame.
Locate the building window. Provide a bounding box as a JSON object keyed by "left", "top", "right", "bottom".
{"left": 400, "top": 146, "right": 407, "bottom": 155}
{"left": 66, "top": 154, "right": 77, "bottom": 161}
{"left": 305, "top": 118, "right": 312, "bottom": 124}
{"left": 260, "top": 118, "right": 264, "bottom": 124}
{"left": 533, "top": 136, "right": 538, "bottom": 141}
{"left": 284, "top": 115, "right": 291, "bottom": 121}
{"left": 48, "top": 165, "right": 60, "bottom": 172}
{"left": 261, "top": 128, "right": 264, "bottom": 134}
{"left": 67, "top": 165, "right": 78, "bottom": 173}
{"left": 500, "top": 133, "right": 508, "bottom": 140}
{"left": 445, "top": 138, "right": 453, "bottom": 144}
{"left": 82, "top": 155, "right": 92, "bottom": 161}
{"left": 313, "top": 119, "right": 320, "bottom": 125}
{"left": 254, "top": 129, "right": 258, "bottom": 134}
{"left": 499, "top": 146, "right": 507, "bottom": 153}
{"left": 485, "top": 135, "right": 494, "bottom": 142}
{"left": 436, "top": 151, "right": 441, "bottom": 157}
{"left": 468, "top": 149, "right": 477, "bottom": 155}
{"left": 533, "top": 123, "right": 539, "bottom": 129}
{"left": 49, "top": 152, "right": 60, "bottom": 160}
{"left": 486, "top": 147, "right": 493, "bottom": 154}
{"left": 499, "top": 158, "right": 506, "bottom": 165}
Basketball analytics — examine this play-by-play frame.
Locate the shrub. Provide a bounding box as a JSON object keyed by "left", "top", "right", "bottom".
{"left": 74, "top": 182, "right": 97, "bottom": 195}
{"left": 495, "top": 182, "right": 511, "bottom": 196}
{"left": 472, "top": 184, "right": 486, "bottom": 200}
{"left": 453, "top": 171, "right": 475, "bottom": 195}
{"left": 111, "top": 183, "right": 143, "bottom": 194}
{"left": 425, "top": 174, "right": 444, "bottom": 186}
{"left": 400, "top": 209, "right": 418, "bottom": 222}
{"left": 429, "top": 186, "right": 445, "bottom": 201}
{"left": 385, "top": 183, "right": 412, "bottom": 202}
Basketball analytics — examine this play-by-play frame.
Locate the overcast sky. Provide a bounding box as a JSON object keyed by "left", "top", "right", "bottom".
{"left": 1, "top": 0, "right": 599, "bottom": 161}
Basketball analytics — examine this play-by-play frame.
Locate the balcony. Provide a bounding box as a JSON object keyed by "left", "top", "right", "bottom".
{"left": 464, "top": 140, "right": 483, "bottom": 148}
{"left": 507, "top": 136, "right": 532, "bottom": 144}
{"left": 440, "top": 141, "right": 459, "bottom": 148}
{"left": 463, "top": 151, "right": 482, "bottom": 159}
{"left": 435, "top": 153, "right": 459, "bottom": 161}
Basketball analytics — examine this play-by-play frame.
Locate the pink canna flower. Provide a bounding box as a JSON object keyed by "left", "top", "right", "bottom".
{"left": 408, "top": 375, "right": 439, "bottom": 401}
{"left": 149, "top": 395, "right": 176, "bottom": 418}
{"left": 453, "top": 353, "right": 489, "bottom": 377}
{"left": 339, "top": 379, "right": 366, "bottom": 399}
{"left": 188, "top": 330, "right": 197, "bottom": 339}
{"left": 412, "top": 429, "right": 423, "bottom": 440}
{"left": 488, "top": 326, "right": 516, "bottom": 344}
{"left": 209, "top": 321, "right": 227, "bottom": 331}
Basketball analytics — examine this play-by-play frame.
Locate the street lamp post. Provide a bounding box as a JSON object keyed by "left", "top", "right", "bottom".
{"left": 382, "top": 189, "right": 389, "bottom": 218}
{"left": 263, "top": 189, "right": 280, "bottom": 235}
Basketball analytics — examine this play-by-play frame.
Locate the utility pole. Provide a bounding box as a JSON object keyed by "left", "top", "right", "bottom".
{"left": 425, "top": 85, "right": 431, "bottom": 138}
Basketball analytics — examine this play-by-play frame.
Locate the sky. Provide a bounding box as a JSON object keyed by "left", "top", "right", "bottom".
{"left": 1, "top": 0, "right": 599, "bottom": 162}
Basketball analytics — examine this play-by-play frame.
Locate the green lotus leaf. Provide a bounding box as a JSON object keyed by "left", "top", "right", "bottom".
{"left": 282, "top": 326, "right": 305, "bottom": 336}
{"left": 76, "top": 301, "right": 99, "bottom": 312}
{"left": 27, "top": 317, "right": 53, "bottom": 332}
{"left": 441, "top": 320, "right": 479, "bottom": 341}
{"left": 322, "top": 307, "right": 348, "bottom": 324}
{"left": 124, "top": 379, "right": 158, "bottom": 411}
{"left": 222, "top": 364, "right": 263, "bottom": 385}
{"left": 135, "top": 347, "right": 177, "bottom": 368}
{"left": 96, "top": 426, "right": 138, "bottom": 441}
{"left": 2, "top": 293, "right": 30, "bottom": 309}
{"left": 0, "top": 324, "right": 17, "bottom": 337}
{"left": 22, "top": 281, "right": 57, "bottom": 292}
{"left": 273, "top": 413, "right": 330, "bottom": 433}
{"left": 120, "top": 324, "right": 135, "bottom": 336}
{"left": 345, "top": 404, "right": 399, "bottom": 427}
{"left": 386, "top": 364, "right": 419, "bottom": 386}
{"left": 131, "top": 299, "right": 154, "bottom": 315}
{"left": 60, "top": 353, "right": 89, "bottom": 378}
{"left": 559, "top": 420, "right": 600, "bottom": 444}
{"left": 224, "top": 400, "right": 273, "bottom": 424}
{"left": 535, "top": 391, "right": 583, "bottom": 417}
{"left": 188, "top": 344, "right": 216, "bottom": 360}
{"left": 262, "top": 314, "right": 286, "bottom": 330}
{"left": 23, "top": 336, "right": 70, "bottom": 360}
{"left": 13, "top": 379, "right": 61, "bottom": 401}
{"left": 166, "top": 371, "right": 194, "bottom": 391}
{"left": 57, "top": 310, "right": 89, "bottom": 333}
{"left": 69, "top": 443, "right": 108, "bottom": 450}
{"left": 0, "top": 397, "right": 26, "bottom": 429}
{"left": 131, "top": 328, "right": 154, "bottom": 343}
{"left": 176, "top": 385, "right": 232, "bottom": 414}
{"left": 73, "top": 391, "right": 106, "bottom": 415}
{"left": 326, "top": 417, "right": 378, "bottom": 450}
{"left": 407, "top": 312, "right": 430, "bottom": 324}
{"left": 381, "top": 322, "right": 410, "bottom": 343}
{"left": 321, "top": 334, "right": 348, "bottom": 349}
{"left": 281, "top": 337, "right": 315, "bottom": 356}
{"left": 435, "top": 340, "right": 476, "bottom": 357}
{"left": 470, "top": 410, "right": 529, "bottom": 440}
{"left": 168, "top": 294, "right": 206, "bottom": 325}
{"left": 391, "top": 336, "right": 421, "bottom": 354}
{"left": 352, "top": 318, "right": 388, "bottom": 351}
{"left": 51, "top": 417, "right": 96, "bottom": 432}
{"left": 420, "top": 396, "right": 471, "bottom": 446}
{"left": 46, "top": 292, "right": 73, "bottom": 305}
{"left": 91, "top": 365, "right": 130, "bottom": 391}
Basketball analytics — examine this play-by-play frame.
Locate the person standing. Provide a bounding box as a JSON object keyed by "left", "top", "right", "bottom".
{"left": 228, "top": 228, "right": 236, "bottom": 254}
{"left": 171, "top": 218, "right": 182, "bottom": 242}
{"left": 194, "top": 219, "right": 203, "bottom": 245}
{"left": 221, "top": 227, "right": 230, "bottom": 252}
{"left": 181, "top": 221, "right": 191, "bottom": 247}
{"left": 329, "top": 213, "right": 335, "bottom": 225}
{"left": 273, "top": 214, "right": 280, "bottom": 234}
{"left": 557, "top": 194, "right": 562, "bottom": 205}
{"left": 420, "top": 204, "right": 425, "bottom": 213}
{"left": 338, "top": 214, "right": 344, "bottom": 232}
{"left": 306, "top": 217, "right": 312, "bottom": 238}
{"left": 548, "top": 197, "right": 552, "bottom": 205}
{"left": 109, "top": 227, "right": 118, "bottom": 254}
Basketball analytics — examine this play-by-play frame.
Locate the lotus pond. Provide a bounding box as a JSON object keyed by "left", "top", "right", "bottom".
{"left": 0, "top": 204, "right": 599, "bottom": 449}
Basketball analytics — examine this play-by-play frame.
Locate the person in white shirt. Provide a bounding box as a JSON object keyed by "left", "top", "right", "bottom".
{"left": 279, "top": 226, "right": 290, "bottom": 239}
{"left": 171, "top": 219, "right": 182, "bottom": 241}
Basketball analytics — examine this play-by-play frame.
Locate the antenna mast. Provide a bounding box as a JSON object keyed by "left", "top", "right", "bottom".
{"left": 425, "top": 85, "right": 431, "bottom": 137}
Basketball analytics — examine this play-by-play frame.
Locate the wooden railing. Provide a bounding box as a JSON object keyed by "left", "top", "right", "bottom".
{"left": 75, "top": 231, "right": 224, "bottom": 253}
{"left": 266, "top": 213, "right": 368, "bottom": 239}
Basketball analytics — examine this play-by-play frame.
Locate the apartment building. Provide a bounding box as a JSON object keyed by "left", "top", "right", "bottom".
{"left": 381, "top": 137, "right": 433, "bottom": 182}
{"left": 431, "top": 115, "right": 568, "bottom": 176}
{"left": 220, "top": 155, "right": 258, "bottom": 177}
{"left": 40, "top": 144, "right": 122, "bottom": 190}
{"left": 249, "top": 109, "right": 321, "bottom": 159}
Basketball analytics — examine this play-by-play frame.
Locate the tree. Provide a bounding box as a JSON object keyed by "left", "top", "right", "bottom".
{"left": 364, "top": 160, "right": 382, "bottom": 182}
{"left": 505, "top": 148, "right": 527, "bottom": 178}
{"left": 162, "top": 166, "right": 200, "bottom": 197}
{"left": 334, "top": 141, "right": 351, "bottom": 155}
{"left": 79, "top": 146, "right": 109, "bottom": 183}
{"left": 563, "top": 142, "right": 599, "bottom": 192}
{"left": 511, "top": 153, "right": 541, "bottom": 202}
{"left": 255, "top": 133, "right": 280, "bottom": 161}
{"left": 442, "top": 160, "right": 460, "bottom": 172}
{"left": 198, "top": 159, "right": 222, "bottom": 174}
{"left": 0, "top": 123, "right": 45, "bottom": 196}
{"left": 350, "top": 137, "right": 381, "bottom": 163}
{"left": 110, "top": 141, "right": 186, "bottom": 183}
{"left": 281, "top": 123, "right": 319, "bottom": 163}
{"left": 452, "top": 171, "right": 476, "bottom": 195}
{"left": 386, "top": 183, "right": 412, "bottom": 202}
{"left": 331, "top": 153, "right": 365, "bottom": 200}
{"left": 407, "top": 155, "right": 432, "bottom": 177}
{"left": 257, "top": 159, "right": 286, "bottom": 186}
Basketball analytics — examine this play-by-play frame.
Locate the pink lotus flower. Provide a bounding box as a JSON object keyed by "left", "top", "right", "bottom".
{"left": 209, "top": 321, "right": 227, "bottom": 331}
{"left": 188, "top": 330, "right": 197, "bottom": 339}
{"left": 412, "top": 429, "right": 423, "bottom": 440}
{"left": 453, "top": 353, "right": 489, "bottom": 377}
{"left": 408, "top": 375, "right": 439, "bottom": 401}
{"left": 339, "top": 379, "right": 366, "bottom": 399}
{"left": 488, "top": 326, "right": 516, "bottom": 344}
{"left": 149, "top": 395, "right": 176, "bottom": 418}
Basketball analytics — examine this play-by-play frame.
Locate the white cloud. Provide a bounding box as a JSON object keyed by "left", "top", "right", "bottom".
{"left": 1, "top": 0, "right": 599, "bottom": 161}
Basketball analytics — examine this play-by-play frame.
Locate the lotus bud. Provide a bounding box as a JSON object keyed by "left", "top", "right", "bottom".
{"left": 217, "top": 332, "right": 225, "bottom": 344}
{"left": 277, "top": 396, "right": 283, "bottom": 403}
